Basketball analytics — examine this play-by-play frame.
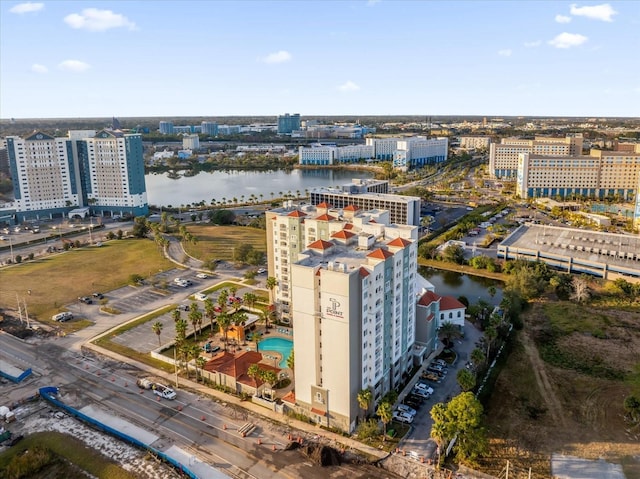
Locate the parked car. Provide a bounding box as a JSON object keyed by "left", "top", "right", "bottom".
{"left": 176, "top": 304, "right": 190, "bottom": 312}
{"left": 412, "top": 387, "right": 431, "bottom": 399}
{"left": 52, "top": 312, "right": 73, "bottom": 322}
{"left": 415, "top": 383, "right": 434, "bottom": 396}
{"left": 392, "top": 411, "right": 414, "bottom": 424}
{"left": 92, "top": 292, "right": 104, "bottom": 299}
{"left": 404, "top": 398, "right": 422, "bottom": 409}
{"left": 196, "top": 273, "right": 209, "bottom": 279}
{"left": 195, "top": 292, "right": 208, "bottom": 301}
{"left": 257, "top": 268, "right": 266, "bottom": 274}
{"left": 78, "top": 296, "right": 93, "bottom": 304}
{"left": 396, "top": 404, "right": 417, "bottom": 417}
{"left": 152, "top": 384, "right": 177, "bottom": 400}
{"left": 422, "top": 372, "right": 441, "bottom": 382}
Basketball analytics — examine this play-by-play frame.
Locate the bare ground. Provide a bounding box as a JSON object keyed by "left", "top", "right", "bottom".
{"left": 480, "top": 300, "right": 640, "bottom": 479}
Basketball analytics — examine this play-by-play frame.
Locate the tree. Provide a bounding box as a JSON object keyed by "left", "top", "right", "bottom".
{"left": 261, "top": 369, "right": 278, "bottom": 389}
{"left": 623, "top": 395, "right": 640, "bottom": 423}
{"left": 376, "top": 401, "right": 393, "bottom": 438}
{"left": 175, "top": 319, "right": 188, "bottom": 344}
{"left": 571, "top": 275, "right": 591, "bottom": 303}
{"left": 286, "top": 349, "right": 294, "bottom": 370}
{"left": 132, "top": 216, "right": 151, "bottom": 238}
{"left": 470, "top": 348, "right": 486, "bottom": 368}
{"left": 247, "top": 364, "right": 261, "bottom": 385}
{"left": 438, "top": 321, "right": 461, "bottom": 347}
{"left": 357, "top": 388, "right": 373, "bottom": 422}
{"left": 430, "top": 392, "right": 487, "bottom": 464}
{"left": 151, "top": 321, "right": 163, "bottom": 347}
{"left": 189, "top": 303, "right": 202, "bottom": 337}
{"left": 443, "top": 244, "right": 465, "bottom": 264}
{"left": 243, "top": 292, "right": 257, "bottom": 309}
{"left": 196, "top": 356, "right": 207, "bottom": 383}
{"left": 250, "top": 331, "right": 262, "bottom": 351}
{"left": 172, "top": 309, "right": 181, "bottom": 323}
{"left": 266, "top": 276, "right": 277, "bottom": 309}
{"left": 204, "top": 298, "right": 217, "bottom": 334}
{"left": 456, "top": 369, "right": 476, "bottom": 392}
{"left": 217, "top": 312, "right": 232, "bottom": 350}
{"left": 189, "top": 344, "right": 201, "bottom": 379}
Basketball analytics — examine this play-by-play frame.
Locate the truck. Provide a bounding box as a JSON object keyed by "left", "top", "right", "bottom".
{"left": 153, "top": 384, "right": 177, "bottom": 400}
{"left": 136, "top": 378, "right": 154, "bottom": 390}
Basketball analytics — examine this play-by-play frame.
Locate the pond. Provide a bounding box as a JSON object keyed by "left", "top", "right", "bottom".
{"left": 145, "top": 168, "right": 376, "bottom": 207}
{"left": 419, "top": 267, "right": 503, "bottom": 306}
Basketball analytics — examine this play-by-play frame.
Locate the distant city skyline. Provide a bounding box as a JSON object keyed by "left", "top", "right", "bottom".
{"left": 1, "top": 1, "right": 639, "bottom": 119}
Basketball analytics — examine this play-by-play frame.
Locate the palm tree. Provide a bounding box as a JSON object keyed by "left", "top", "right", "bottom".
{"left": 152, "top": 321, "right": 163, "bottom": 347}
{"left": 250, "top": 331, "right": 261, "bottom": 351}
{"left": 438, "top": 321, "right": 461, "bottom": 347}
{"left": 196, "top": 356, "right": 207, "bottom": 382}
{"left": 172, "top": 309, "right": 181, "bottom": 323}
{"left": 259, "top": 308, "right": 273, "bottom": 331}
{"left": 247, "top": 364, "right": 261, "bottom": 392}
{"left": 190, "top": 344, "right": 201, "bottom": 379}
{"left": 286, "top": 350, "right": 294, "bottom": 370}
{"left": 175, "top": 319, "right": 188, "bottom": 343}
{"left": 471, "top": 348, "right": 486, "bottom": 369}
{"left": 357, "top": 388, "right": 372, "bottom": 422}
{"left": 376, "top": 402, "right": 393, "bottom": 438}
{"left": 229, "top": 284, "right": 238, "bottom": 298}
{"left": 217, "top": 312, "right": 232, "bottom": 350}
{"left": 204, "top": 298, "right": 216, "bottom": 334}
{"left": 261, "top": 370, "right": 278, "bottom": 389}
{"left": 243, "top": 292, "right": 257, "bottom": 309}
{"left": 189, "top": 303, "right": 202, "bottom": 337}
{"left": 217, "top": 289, "right": 229, "bottom": 312}
{"left": 266, "top": 276, "right": 277, "bottom": 306}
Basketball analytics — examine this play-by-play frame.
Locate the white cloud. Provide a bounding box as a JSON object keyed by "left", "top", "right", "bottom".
{"left": 498, "top": 49, "right": 512, "bottom": 57}
{"left": 260, "top": 50, "right": 292, "bottom": 64}
{"left": 524, "top": 40, "right": 542, "bottom": 48}
{"left": 338, "top": 81, "right": 360, "bottom": 92}
{"left": 548, "top": 32, "right": 588, "bottom": 49}
{"left": 367, "top": 0, "right": 381, "bottom": 6}
{"left": 64, "top": 8, "right": 136, "bottom": 32}
{"left": 58, "top": 60, "right": 91, "bottom": 72}
{"left": 31, "top": 63, "right": 48, "bottom": 74}
{"left": 9, "top": 2, "right": 43, "bottom": 14}
{"left": 570, "top": 3, "right": 617, "bottom": 22}
{"left": 555, "top": 14, "right": 572, "bottom": 23}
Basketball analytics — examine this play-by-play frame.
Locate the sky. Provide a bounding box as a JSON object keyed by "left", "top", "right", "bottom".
{"left": 1, "top": 1, "right": 639, "bottom": 119}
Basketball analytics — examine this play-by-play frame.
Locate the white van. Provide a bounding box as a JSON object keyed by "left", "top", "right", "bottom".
{"left": 52, "top": 312, "right": 73, "bottom": 322}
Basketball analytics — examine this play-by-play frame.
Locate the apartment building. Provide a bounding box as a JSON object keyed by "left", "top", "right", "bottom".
{"left": 489, "top": 134, "right": 583, "bottom": 178}
{"left": 459, "top": 136, "right": 491, "bottom": 150}
{"left": 365, "top": 137, "right": 449, "bottom": 168}
{"left": 277, "top": 113, "right": 301, "bottom": 134}
{"left": 1, "top": 130, "right": 147, "bottom": 223}
{"left": 159, "top": 121, "right": 174, "bottom": 134}
{"left": 516, "top": 150, "right": 640, "bottom": 200}
{"left": 267, "top": 203, "right": 418, "bottom": 432}
{"left": 309, "top": 180, "right": 420, "bottom": 226}
{"left": 183, "top": 134, "right": 200, "bottom": 150}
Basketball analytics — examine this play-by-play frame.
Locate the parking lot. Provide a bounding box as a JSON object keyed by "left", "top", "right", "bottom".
{"left": 397, "top": 320, "right": 484, "bottom": 461}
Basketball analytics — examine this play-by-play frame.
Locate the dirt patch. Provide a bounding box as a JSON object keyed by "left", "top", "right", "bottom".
{"left": 301, "top": 441, "right": 343, "bottom": 467}
{"left": 481, "top": 300, "right": 640, "bottom": 479}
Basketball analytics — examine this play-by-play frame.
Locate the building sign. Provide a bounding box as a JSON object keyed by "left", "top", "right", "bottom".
{"left": 323, "top": 296, "right": 345, "bottom": 319}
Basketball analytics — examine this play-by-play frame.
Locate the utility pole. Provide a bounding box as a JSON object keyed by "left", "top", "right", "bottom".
{"left": 173, "top": 347, "right": 180, "bottom": 388}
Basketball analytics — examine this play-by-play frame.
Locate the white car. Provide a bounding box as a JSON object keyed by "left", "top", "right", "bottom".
{"left": 196, "top": 273, "right": 208, "bottom": 279}
{"left": 392, "top": 411, "right": 414, "bottom": 424}
{"left": 396, "top": 404, "right": 417, "bottom": 417}
{"left": 412, "top": 388, "right": 431, "bottom": 399}
{"left": 257, "top": 268, "right": 266, "bottom": 274}
{"left": 415, "top": 383, "right": 434, "bottom": 396}
{"left": 195, "top": 292, "right": 208, "bottom": 301}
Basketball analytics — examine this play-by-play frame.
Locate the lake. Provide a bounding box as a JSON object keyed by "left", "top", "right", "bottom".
{"left": 144, "top": 169, "right": 376, "bottom": 207}
{"left": 419, "top": 267, "right": 503, "bottom": 306}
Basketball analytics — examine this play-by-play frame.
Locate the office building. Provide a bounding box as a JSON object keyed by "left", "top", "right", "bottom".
{"left": 267, "top": 203, "right": 418, "bottom": 432}
{"left": 489, "top": 134, "right": 583, "bottom": 178}
{"left": 277, "top": 113, "right": 301, "bottom": 135}
{"left": 183, "top": 134, "right": 200, "bottom": 150}
{"left": 363, "top": 137, "right": 448, "bottom": 169}
{"left": 201, "top": 121, "right": 219, "bottom": 137}
{"left": 159, "top": 121, "right": 174, "bottom": 134}
{"left": 309, "top": 179, "right": 420, "bottom": 226}
{"left": 298, "top": 145, "right": 337, "bottom": 165}
{"left": 1, "top": 130, "right": 147, "bottom": 223}
{"left": 516, "top": 150, "right": 640, "bottom": 200}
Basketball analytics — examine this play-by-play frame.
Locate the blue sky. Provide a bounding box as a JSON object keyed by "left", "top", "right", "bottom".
{"left": 1, "top": 1, "right": 638, "bottom": 118}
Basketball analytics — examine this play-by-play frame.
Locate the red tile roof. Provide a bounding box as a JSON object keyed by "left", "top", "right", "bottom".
{"left": 418, "top": 291, "right": 441, "bottom": 306}
{"left": 282, "top": 390, "right": 296, "bottom": 404}
{"left": 344, "top": 205, "right": 359, "bottom": 211}
{"left": 367, "top": 248, "right": 393, "bottom": 259}
{"left": 311, "top": 407, "right": 327, "bottom": 416}
{"left": 331, "top": 230, "right": 355, "bottom": 239}
{"left": 315, "top": 213, "right": 336, "bottom": 221}
{"left": 343, "top": 223, "right": 354, "bottom": 230}
{"left": 287, "top": 210, "right": 307, "bottom": 217}
{"left": 308, "top": 239, "right": 334, "bottom": 250}
{"left": 439, "top": 296, "right": 466, "bottom": 311}
{"left": 387, "top": 237, "right": 412, "bottom": 247}
{"left": 359, "top": 267, "right": 371, "bottom": 278}
{"left": 317, "top": 202, "right": 332, "bottom": 208}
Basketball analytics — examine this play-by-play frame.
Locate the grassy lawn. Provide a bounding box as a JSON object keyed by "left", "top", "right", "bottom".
{"left": 183, "top": 225, "right": 266, "bottom": 261}
{"left": 0, "top": 239, "right": 173, "bottom": 322}
{"left": 0, "top": 431, "right": 138, "bottom": 479}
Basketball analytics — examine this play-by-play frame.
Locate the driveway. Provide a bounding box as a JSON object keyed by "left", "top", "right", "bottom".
{"left": 399, "top": 320, "right": 484, "bottom": 461}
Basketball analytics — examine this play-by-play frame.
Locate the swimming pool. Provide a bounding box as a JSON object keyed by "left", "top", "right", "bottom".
{"left": 258, "top": 337, "right": 293, "bottom": 368}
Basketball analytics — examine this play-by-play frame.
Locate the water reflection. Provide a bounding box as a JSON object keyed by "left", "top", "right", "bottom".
{"left": 419, "top": 266, "right": 503, "bottom": 306}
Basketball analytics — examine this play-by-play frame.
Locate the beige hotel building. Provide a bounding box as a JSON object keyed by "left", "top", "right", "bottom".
{"left": 266, "top": 202, "right": 418, "bottom": 432}
{"left": 489, "top": 134, "right": 583, "bottom": 178}
{"left": 516, "top": 149, "right": 640, "bottom": 200}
